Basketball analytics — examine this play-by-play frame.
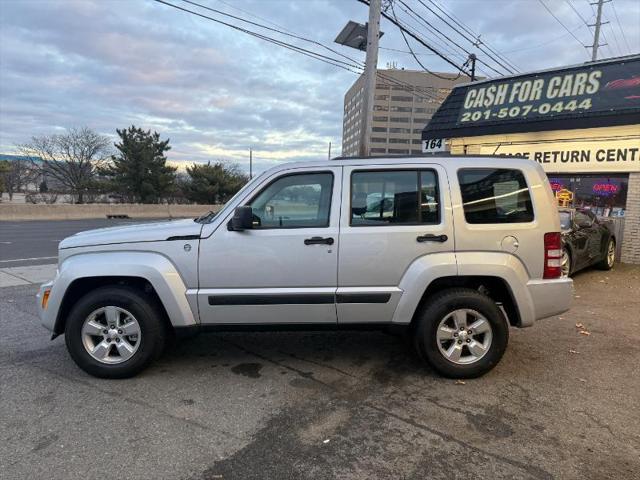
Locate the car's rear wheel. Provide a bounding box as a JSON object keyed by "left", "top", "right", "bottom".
{"left": 413, "top": 288, "right": 509, "bottom": 378}
{"left": 596, "top": 238, "right": 616, "bottom": 270}
{"left": 65, "top": 286, "right": 166, "bottom": 378}
{"left": 561, "top": 248, "right": 572, "bottom": 277}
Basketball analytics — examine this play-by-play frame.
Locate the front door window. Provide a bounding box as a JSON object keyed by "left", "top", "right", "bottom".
{"left": 249, "top": 173, "right": 333, "bottom": 228}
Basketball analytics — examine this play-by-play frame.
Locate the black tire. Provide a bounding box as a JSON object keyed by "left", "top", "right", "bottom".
{"left": 562, "top": 247, "right": 572, "bottom": 278}
{"left": 595, "top": 238, "right": 615, "bottom": 270}
{"left": 64, "top": 286, "right": 166, "bottom": 378}
{"left": 413, "top": 288, "right": 509, "bottom": 379}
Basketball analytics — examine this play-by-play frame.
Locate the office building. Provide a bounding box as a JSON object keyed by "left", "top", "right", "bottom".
{"left": 341, "top": 69, "right": 472, "bottom": 157}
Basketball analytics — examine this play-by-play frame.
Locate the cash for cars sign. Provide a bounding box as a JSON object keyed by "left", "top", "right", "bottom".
{"left": 457, "top": 58, "right": 639, "bottom": 125}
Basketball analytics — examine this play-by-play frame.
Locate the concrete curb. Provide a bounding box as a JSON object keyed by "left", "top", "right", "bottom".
{"left": 0, "top": 204, "right": 222, "bottom": 221}
{"left": 0, "top": 264, "right": 57, "bottom": 287}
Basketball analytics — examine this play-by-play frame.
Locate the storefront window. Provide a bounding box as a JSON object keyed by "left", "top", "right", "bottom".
{"left": 547, "top": 174, "right": 629, "bottom": 217}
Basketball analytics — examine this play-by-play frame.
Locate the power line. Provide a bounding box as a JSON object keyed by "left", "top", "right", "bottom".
{"left": 384, "top": 0, "right": 492, "bottom": 78}
{"left": 153, "top": 0, "right": 365, "bottom": 73}
{"left": 181, "top": 0, "right": 364, "bottom": 68}
{"left": 604, "top": 16, "right": 623, "bottom": 56}
{"left": 395, "top": 0, "right": 509, "bottom": 77}
{"left": 538, "top": 0, "right": 591, "bottom": 57}
{"left": 396, "top": 0, "right": 504, "bottom": 77}
{"left": 392, "top": 2, "right": 468, "bottom": 64}
{"left": 380, "top": 45, "right": 492, "bottom": 79}
{"left": 397, "top": 0, "right": 471, "bottom": 58}
{"left": 380, "top": 46, "right": 436, "bottom": 56}
{"left": 425, "top": 0, "right": 478, "bottom": 43}
{"left": 424, "top": 0, "right": 521, "bottom": 73}
{"left": 566, "top": 0, "right": 592, "bottom": 25}
{"left": 396, "top": 7, "right": 496, "bottom": 78}
{"left": 214, "top": 0, "right": 296, "bottom": 35}
{"left": 610, "top": 0, "right": 631, "bottom": 53}
{"left": 375, "top": 71, "right": 444, "bottom": 103}
{"left": 391, "top": 2, "right": 463, "bottom": 80}
{"left": 500, "top": 24, "right": 589, "bottom": 53}
{"left": 414, "top": 0, "right": 518, "bottom": 74}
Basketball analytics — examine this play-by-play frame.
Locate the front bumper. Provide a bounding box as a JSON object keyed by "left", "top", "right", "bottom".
{"left": 36, "top": 279, "right": 57, "bottom": 334}
{"left": 526, "top": 277, "right": 573, "bottom": 321}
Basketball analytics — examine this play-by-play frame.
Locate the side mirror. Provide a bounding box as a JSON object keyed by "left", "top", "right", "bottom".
{"left": 229, "top": 205, "right": 254, "bottom": 231}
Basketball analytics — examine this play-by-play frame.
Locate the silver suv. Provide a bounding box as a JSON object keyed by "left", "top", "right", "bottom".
{"left": 37, "top": 156, "right": 572, "bottom": 379}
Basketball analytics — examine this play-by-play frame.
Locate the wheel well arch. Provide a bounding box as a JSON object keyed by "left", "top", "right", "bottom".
{"left": 53, "top": 276, "right": 172, "bottom": 336}
{"left": 412, "top": 276, "right": 522, "bottom": 327}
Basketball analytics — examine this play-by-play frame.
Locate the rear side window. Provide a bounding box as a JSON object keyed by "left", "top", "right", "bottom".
{"left": 351, "top": 170, "right": 440, "bottom": 226}
{"left": 458, "top": 168, "right": 534, "bottom": 224}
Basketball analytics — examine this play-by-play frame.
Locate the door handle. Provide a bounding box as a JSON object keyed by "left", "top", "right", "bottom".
{"left": 417, "top": 234, "right": 448, "bottom": 243}
{"left": 304, "top": 236, "right": 334, "bottom": 245}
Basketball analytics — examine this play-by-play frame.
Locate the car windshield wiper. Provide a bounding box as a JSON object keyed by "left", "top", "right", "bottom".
{"left": 194, "top": 210, "right": 217, "bottom": 223}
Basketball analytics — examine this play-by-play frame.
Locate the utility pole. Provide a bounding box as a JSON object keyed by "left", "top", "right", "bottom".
{"left": 359, "top": 0, "right": 381, "bottom": 157}
{"left": 469, "top": 53, "right": 476, "bottom": 82}
{"left": 249, "top": 148, "right": 253, "bottom": 179}
{"left": 589, "top": 0, "right": 610, "bottom": 61}
{"left": 328, "top": 141, "right": 332, "bottom": 160}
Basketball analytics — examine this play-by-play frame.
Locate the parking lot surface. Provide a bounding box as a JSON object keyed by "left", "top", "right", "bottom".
{"left": 0, "top": 218, "right": 173, "bottom": 266}
{"left": 1, "top": 264, "right": 639, "bottom": 480}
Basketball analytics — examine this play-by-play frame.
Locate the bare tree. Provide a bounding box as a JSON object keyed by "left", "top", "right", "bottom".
{"left": 17, "top": 127, "right": 110, "bottom": 204}
{"left": 0, "top": 159, "right": 38, "bottom": 201}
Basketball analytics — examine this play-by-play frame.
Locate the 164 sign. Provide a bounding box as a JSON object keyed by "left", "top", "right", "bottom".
{"left": 422, "top": 138, "right": 447, "bottom": 153}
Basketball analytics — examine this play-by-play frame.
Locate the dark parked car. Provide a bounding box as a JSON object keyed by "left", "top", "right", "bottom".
{"left": 559, "top": 208, "right": 616, "bottom": 277}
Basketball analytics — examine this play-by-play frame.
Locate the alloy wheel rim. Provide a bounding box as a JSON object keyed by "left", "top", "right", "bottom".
{"left": 607, "top": 241, "right": 615, "bottom": 267}
{"left": 561, "top": 249, "right": 570, "bottom": 277}
{"left": 81, "top": 306, "right": 141, "bottom": 364}
{"left": 436, "top": 309, "right": 493, "bottom": 365}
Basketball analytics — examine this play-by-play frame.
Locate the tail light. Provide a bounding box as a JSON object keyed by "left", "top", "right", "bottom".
{"left": 544, "top": 232, "right": 562, "bottom": 279}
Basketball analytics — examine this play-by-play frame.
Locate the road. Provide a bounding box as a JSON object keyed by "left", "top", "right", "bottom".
{"left": 0, "top": 218, "right": 171, "bottom": 267}
{"left": 1, "top": 260, "right": 639, "bottom": 479}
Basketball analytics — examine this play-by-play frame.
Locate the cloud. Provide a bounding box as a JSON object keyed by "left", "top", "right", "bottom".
{"left": 1, "top": 0, "right": 638, "bottom": 174}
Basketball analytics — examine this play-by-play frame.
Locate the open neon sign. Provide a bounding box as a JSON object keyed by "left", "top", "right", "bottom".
{"left": 593, "top": 183, "right": 619, "bottom": 195}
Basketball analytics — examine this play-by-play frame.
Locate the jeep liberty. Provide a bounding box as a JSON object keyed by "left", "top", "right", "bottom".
{"left": 37, "top": 156, "right": 573, "bottom": 379}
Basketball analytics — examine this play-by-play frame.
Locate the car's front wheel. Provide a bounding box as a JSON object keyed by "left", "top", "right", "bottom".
{"left": 413, "top": 288, "right": 509, "bottom": 378}
{"left": 65, "top": 286, "right": 166, "bottom": 378}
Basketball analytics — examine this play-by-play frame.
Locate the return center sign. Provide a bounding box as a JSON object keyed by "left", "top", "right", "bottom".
{"left": 482, "top": 138, "right": 640, "bottom": 173}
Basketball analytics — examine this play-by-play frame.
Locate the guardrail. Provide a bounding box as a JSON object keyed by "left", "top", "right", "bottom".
{"left": 0, "top": 204, "right": 223, "bottom": 221}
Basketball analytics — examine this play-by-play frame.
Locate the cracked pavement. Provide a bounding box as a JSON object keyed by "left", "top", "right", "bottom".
{"left": 1, "top": 265, "right": 639, "bottom": 480}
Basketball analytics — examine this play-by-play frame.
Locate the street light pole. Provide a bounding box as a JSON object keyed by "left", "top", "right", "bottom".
{"left": 359, "top": 0, "right": 381, "bottom": 157}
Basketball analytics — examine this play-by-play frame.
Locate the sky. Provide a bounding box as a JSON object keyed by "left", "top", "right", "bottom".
{"left": 1, "top": 0, "right": 639, "bottom": 174}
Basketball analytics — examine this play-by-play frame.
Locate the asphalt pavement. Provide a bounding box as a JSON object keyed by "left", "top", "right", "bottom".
{"left": 0, "top": 218, "right": 171, "bottom": 267}
{"left": 1, "top": 263, "right": 639, "bottom": 480}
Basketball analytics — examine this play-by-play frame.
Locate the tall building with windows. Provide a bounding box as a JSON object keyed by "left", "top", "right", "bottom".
{"left": 341, "top": 69, "right": 472, "bottom": 157}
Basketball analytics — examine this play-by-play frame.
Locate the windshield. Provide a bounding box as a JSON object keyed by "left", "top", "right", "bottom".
{"left": 559, "top": 211, "right": 572, "bottom": 230}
